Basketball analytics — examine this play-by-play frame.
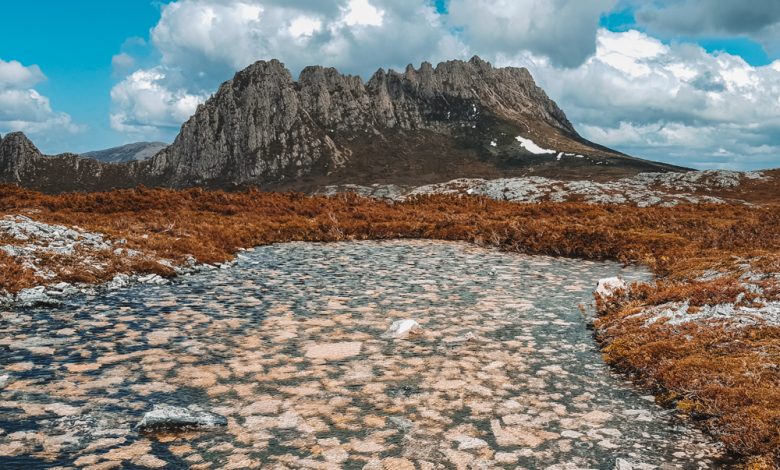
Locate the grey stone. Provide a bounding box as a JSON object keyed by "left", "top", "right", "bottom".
{"left": 137, "top": 404, "right": 227, "bottom": 432}
{"left": 16, "top": 286, "right": 59, "bottom": 306}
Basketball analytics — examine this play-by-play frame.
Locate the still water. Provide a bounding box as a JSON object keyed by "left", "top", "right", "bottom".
{"left": 0, "top": 241, "right": 728, "bottom": 468}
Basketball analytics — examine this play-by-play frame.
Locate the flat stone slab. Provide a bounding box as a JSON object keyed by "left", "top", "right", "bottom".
{"left": 305, "top": 341, "right": 363, "bottom": 360}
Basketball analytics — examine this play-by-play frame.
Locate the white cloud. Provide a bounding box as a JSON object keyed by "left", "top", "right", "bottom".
{"left": 0, "top": 59, "right": 81, "bottom": 141}
{"left": 288, "top": 16, "right": 323, "bottom": 38}
{"left": 111, "top": 52, "right": 137, "bottom": 77}
{"left": 341, "top": 0, "right": 384, "bottom": 27}
{"left": 446, "top": 0, "right": 618, "bottom": 68}
{"left": 0, "top": 60, "right": 45, "bottom": 90}
{"left": 110, "top": 67, "right": 206, "bottom": 134}
{"left": 500, "top": 29, "right": 780, "bottom": 169}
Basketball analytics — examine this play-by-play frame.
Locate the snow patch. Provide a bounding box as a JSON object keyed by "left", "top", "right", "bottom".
{"left": 515, "top": 136, "right": 556, "bottom": 155}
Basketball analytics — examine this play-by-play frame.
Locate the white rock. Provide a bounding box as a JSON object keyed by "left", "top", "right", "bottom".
{"left": 595, "top": 277, "right": 627, "bottom": 298}
{"left": 16, "top": 286, "right": 57, "bottom": 306}
{"left": 614, "top": 458, "right": 633, "bottom": 470}
{"left": 613, "top": 458, "right": 654, "bottom": 470}
{"left": 382, "top": 319, "right": 422, "bottom": 339}
{"left": 455, "top": 436, "right": 489, "bottom": 450}
{"left": 137, "top": 404, "right": 227, "bottom": 431}
{"left": 108, "top": 273, "right": 130, "bottom": 289}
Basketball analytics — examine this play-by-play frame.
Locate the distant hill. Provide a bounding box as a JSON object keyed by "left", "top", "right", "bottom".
{"left": 81, "top": 142, "right": 167, "bottom": 163}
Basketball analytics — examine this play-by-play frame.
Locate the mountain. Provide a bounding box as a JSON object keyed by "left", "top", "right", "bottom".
{"left": 0, "top": 132, "right": 146, "bottom": 193}
{"left": 82, "top": 142, "right": 167, "bottom": 163}
{"left": 0, "top": 57, "right": 687, "bottom": 193}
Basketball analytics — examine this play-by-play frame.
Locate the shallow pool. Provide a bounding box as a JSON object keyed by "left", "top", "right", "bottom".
{"left": 0, "top": 240, "right": 729, "bottom": 468}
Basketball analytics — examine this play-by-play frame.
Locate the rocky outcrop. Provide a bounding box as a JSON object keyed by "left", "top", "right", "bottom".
{"left": 0, "top": 132, "right": 42, "bottom": 183}
{"left": 0, "top": 57, "right": 688, "bottom": 193}
{"left": 319, "top": 169, "right": 773, "bottom": 206}
{"left": 0, "top": 132, "right": 149, "bottom": 192}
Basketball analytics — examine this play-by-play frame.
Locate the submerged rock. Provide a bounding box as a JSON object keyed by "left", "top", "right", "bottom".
{"left": 305, "top": 341, "right": 363, "bottom": 360}
{"left": 382, "top": 319, "right": 422, "bottom": 339}
{"left": 137, "top": 404, "right": 227, "bottom": 432}
{"left": 613, "top": 458, "right": 654, "bottom": 470}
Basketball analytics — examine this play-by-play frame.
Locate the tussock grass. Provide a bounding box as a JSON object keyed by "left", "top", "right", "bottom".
{"left": 0, "top": 184, "right": 778, "bottom": 466}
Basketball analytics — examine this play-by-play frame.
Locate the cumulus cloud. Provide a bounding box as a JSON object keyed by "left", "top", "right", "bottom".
{"left": 446, "top": 0, "right": 617, "bottom": 68}
{"left": 0, "top": 59, "right": 81, "bottom": 141}
{"left": 502, "top": 29, "right": 780, "bottom": 169}
{"left": 635, "top": 0, "right": 780, "bottom": 36}
{"left": 110, "top": 67, "right": 207, "bottom": 134}
{"left": 634, "top": 0, "right": 780, "bottom": 56}
{"left": 0, "top": 60, "right": 45, "bottom": 90}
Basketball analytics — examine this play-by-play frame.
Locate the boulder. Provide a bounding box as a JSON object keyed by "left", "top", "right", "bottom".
{"left": 612, "top": 458, "right": 654, "bottom": 470}
{"left": 137, "top": 404, "right": 227, "bottom": 432}
{"left": 16, "top": 286, "right": 59, "bottom": 307}
{"left": 382, "top": 319, "right": 422, "bottom": 339}
{"left": 595, "top": 277, "right": 627, "bottom": 298}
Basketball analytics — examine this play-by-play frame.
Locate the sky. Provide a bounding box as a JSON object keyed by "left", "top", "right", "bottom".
{"left": 1, "top": 0, "right": 780, "bottom": 170}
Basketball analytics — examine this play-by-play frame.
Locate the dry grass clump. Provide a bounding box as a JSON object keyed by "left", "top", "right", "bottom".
{"left": 0, "top": 184, "right": 778, "bottom": 465}
{"left": 596, "top": 314, "right": 780, "bottom": 463}
{"left": 0, "top": 250, "right": 38, "bottom": 293}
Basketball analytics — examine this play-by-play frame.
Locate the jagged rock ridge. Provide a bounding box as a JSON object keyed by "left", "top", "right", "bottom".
{"left": 0, "top": 132, "right": 146, "bottom": 193}
{"left": 1, "top": 57, "right": 686, "bottom": 192}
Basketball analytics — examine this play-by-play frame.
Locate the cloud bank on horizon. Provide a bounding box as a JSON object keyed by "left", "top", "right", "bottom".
{"left": 2, "top": 0, "right": 780, "bottom": 170}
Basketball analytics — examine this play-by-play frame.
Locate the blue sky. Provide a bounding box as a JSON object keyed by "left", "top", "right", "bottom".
{"left": 0, "top": 1, "right": 170, "bottom": 152}
{"left": 1, "top": 0, "right": 779, "bottom": 170}
{"left": 599, "top": 7, "right": 774, "bottom": 65}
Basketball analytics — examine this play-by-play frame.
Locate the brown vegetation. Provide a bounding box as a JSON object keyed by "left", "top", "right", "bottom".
{"left": 0, "top": 184, "right": 778, "bottom": 466}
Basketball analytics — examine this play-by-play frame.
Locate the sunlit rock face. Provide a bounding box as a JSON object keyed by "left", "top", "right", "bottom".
{"left": 0, "top": 240, "right": 731, "bottom": 468}
{"left": 146, "top": 56, "right": 580, "bottom": 187}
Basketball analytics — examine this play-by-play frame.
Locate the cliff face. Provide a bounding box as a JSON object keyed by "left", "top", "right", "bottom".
{"left": 0, "top": 133, "right": 42, "bottom": 183}
{"left": 0, "top": 57, "right": 687, "bottom": 193}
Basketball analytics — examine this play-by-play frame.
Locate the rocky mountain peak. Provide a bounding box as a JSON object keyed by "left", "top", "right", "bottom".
{"left": 0, "top": 132, "right": 43, "bottom": 182}
{"left": 1, "top": 132, "right": 41, "bottom": 156}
